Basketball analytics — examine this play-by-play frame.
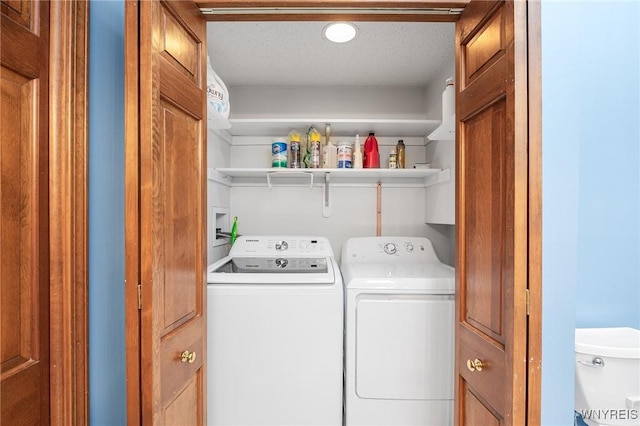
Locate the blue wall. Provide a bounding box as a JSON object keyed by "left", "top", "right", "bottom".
{"left": 88, "top": 1, "right": 126, "bottom": 424}
{"left": 541, "top": 1, "right": 640, "bottom": 425}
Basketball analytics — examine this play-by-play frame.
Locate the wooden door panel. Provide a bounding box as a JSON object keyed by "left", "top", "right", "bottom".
{"left": 1, "top": 0, "right": 32, "bottom": 32}
{"left": 464, "top": 7, "right": 504, "bottom": 80}
{"left": 160, "top": 317, "right": 204, "bottom": 409}
{"left": 457, "top": 1, "right": 502, "bottom": 46}
{"left": 456, "top": 326, "right": 505, "bottom": 416}
{"left": 1, "top": 68, "right": 38, "bottom": 372}
{"left": 1, "top": 1, "right": 50, "bottom": 423}
{"left": 463, "top": 99, "right": 508, "bottom": 341}
{"left": 160, "top": 4, "right": 201, "bottom": 83}
{"left": 456, "top": 1, "right": 527, "bottom": 424}
{"left": 159, "top": 101, "right": 201, "bottom": 332}
{"left": 463, "top": 385, "right": 501, "bottom": 426}
{"left": 128, "top": 0, "right": 207, "bottom": 423}
{"left": 164, "top": 373, "right": 202, "bottom": 425}
{"left": 1, "top": 68, "right": 42, "bottom": 423}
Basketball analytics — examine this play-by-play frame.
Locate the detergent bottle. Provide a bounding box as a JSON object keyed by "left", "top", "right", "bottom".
{"left": 363, "top": 132, "right": 380, "bottom": 168}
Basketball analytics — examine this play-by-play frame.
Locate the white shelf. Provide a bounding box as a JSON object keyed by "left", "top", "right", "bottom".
{"left": 214, "top": 167, "right": 449, "bottom": 187}
{"left": 226, "top": 118, "right": 441, "bottom": 137}
{"left": 427, "top": 114, "right": 455, "bottom": 141}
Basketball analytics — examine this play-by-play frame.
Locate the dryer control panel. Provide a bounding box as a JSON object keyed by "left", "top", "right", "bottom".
{"left": 342, "top": 237, "right": 439, "bottom": 263}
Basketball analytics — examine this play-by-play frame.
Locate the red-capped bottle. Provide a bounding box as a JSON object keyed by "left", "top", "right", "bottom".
{"left": 363, "top": 132, "right": 380, "bottom": 168}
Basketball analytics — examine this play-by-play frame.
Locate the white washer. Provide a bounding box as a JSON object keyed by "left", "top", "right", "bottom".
{"left": 341, "top": 237, "right": 455, "bottom": 426}
{"left": 207, "top": 236, "right": 343, "bottom": 426}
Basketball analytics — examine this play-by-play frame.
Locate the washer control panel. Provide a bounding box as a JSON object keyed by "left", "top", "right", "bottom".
{"left": 229, "top": 236, "right": 334, "bottom": 257}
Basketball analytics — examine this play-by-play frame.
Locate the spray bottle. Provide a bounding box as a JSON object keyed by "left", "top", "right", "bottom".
{"left": 353, "top": 134, "right": 363, "bottom": 169}
{"left": 230, "top": 216, "right": 238, "bottom": 246}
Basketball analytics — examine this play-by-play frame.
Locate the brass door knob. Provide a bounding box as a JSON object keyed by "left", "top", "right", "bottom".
{"left": 180, "top": 350, "right": 197, "bottom": 364}
{"left": 466, "top": 358, "right": 484, "bottom": 372}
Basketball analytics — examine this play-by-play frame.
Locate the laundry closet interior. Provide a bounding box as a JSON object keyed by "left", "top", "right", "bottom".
{"left": 204, "top": 16, "right": 457, "bottom": 265}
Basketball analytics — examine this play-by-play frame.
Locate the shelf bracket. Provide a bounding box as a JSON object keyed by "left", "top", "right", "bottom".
{"left": 322, "top": 172, "right": 331, "bottom": 218}
{"left": 424, "top": 168, "right": 451, "bottom": 187}
{"left": 266, "top": 171, "right": 313, "bottom": 189}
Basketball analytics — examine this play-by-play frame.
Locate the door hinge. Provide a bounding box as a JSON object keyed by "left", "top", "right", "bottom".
{"left": 137, "top": 284, "right": 142, "bottom": 310}
{"left": 525, "top": 289, "right": 530, "bottom": 316}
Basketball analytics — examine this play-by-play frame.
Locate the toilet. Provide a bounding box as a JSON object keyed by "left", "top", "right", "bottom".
{"left": 575, "top": 327, "right": 640, "bottom": 426}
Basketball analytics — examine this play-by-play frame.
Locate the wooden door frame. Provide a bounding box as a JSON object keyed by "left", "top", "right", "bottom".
{"left": 48, "top": 0, "right": 89, "bottom": 424}
{"left": 123, "top": 0, "right": 542, "bottom": 423}
{"left": 201, "top": 2, "right": 543, "bottom": 423}
{"left": 525, "top": 1, "right": 542, "bottom": 424}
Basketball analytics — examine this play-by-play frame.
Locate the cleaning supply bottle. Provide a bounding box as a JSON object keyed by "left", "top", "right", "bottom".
{"left": 307, "top": 127, "right": 322, "bottom": 168}
{"left": 396, "top": 139, "right": 406, "bottom": 168}
{"left": 230, "top": 216, "right": 238, "bottom": 246}
{"left": 388, "top": 147, "right": 397, "bottom": 169}
{"left": 288, "top": 130, "right": 302, "bottom": 168}
{"left": 442, "top": 77, "right": 455, "bottom": 121}
{"left": 323, "top": 139, "right": 337, "bottom": 168}
{"left": 353, "top": 134, "right": 363, "bottom": 169}
{"left": 363, "top": 132, "right": 380, "bottom": 168}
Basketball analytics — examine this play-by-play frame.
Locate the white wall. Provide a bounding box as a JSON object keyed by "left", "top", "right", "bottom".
{"left": 207, "top": 79, "right": 458, "bottom": 265}
{"left": 230, "top": 185, "right": 433, "bottom": 261}
{"left": 230, "top": 86, "right": 432, "bottom": 119}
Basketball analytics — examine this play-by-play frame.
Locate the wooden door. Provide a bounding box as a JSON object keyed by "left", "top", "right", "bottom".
{"left": 125, "top": 0, "right": 208, "bottom": 424}
{"left": 1, "top": 1, "right": 51, "bottom": 423}
{"left": 455, "top": 1, "right": 530, "bottom": 424}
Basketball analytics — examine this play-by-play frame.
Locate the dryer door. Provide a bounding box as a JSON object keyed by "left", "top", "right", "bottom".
{"left": 355, "top": 294, "right": 454, "bottom": 400}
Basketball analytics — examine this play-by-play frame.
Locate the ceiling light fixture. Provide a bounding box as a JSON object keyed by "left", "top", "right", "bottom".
{"left": 323, "top": 22, "right": 358, "bottom": 43}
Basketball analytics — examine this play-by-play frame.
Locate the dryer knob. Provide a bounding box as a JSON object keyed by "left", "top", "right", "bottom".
{"left": 383, "top": 243, "right": 397, "bottom": 255}
{"left": 275, "top": 241, "right": 289, "bottom": 251}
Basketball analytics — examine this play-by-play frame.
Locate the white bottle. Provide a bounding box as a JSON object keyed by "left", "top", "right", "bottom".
{"left": 353, "top": 134, "right": 363, "bottom": 169}
{"left": 388, "top": 147, "right": 397, "bottom": 169}
{"left": 323, "top": 139, "right": 337, "bottom": 168}
{"left": 442, "top": 77, "right": 455, "bottom": 121}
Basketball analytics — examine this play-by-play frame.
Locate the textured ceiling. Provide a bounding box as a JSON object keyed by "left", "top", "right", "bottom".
{"left": 206, "top": 21, "right": 455, "bottom": 88}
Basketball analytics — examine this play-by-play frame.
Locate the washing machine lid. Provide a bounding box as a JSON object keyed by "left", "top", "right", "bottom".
{"left": 342, "top": 262, "right": 454, "bottom": 293}
{"left": 207, "top": 256, "right": 337, "bottom": 284}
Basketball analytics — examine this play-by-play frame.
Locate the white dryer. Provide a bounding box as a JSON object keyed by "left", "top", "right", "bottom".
{"left": 341, "top": 237, "right": 455, "bottom": 426}
{"left": 207, "top": 236, "right": 343, "bottom": 426}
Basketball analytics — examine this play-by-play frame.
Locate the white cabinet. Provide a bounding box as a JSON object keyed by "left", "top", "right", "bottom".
{"left": 424, "top": 139, "right": 455, "bottom": 225}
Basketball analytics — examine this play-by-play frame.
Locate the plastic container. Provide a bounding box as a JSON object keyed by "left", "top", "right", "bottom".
{"left": 337, "top": 142, "right": 353, "bottom": 168}
{"left": 206, "top": 55, "right": 230, "bottom": 119}
{"left": 353, "top": 134, "right": 363, "bottom": 169}
{"left": 272, "top": 140, "right": 287, "bottom": 168}
{"left": 363, "top": 133, "right": 380, "bottom": 168}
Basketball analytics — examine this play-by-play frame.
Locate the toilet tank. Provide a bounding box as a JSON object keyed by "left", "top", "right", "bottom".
{"left": 575, "top": 327, "right": 640, "bottom": 426}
